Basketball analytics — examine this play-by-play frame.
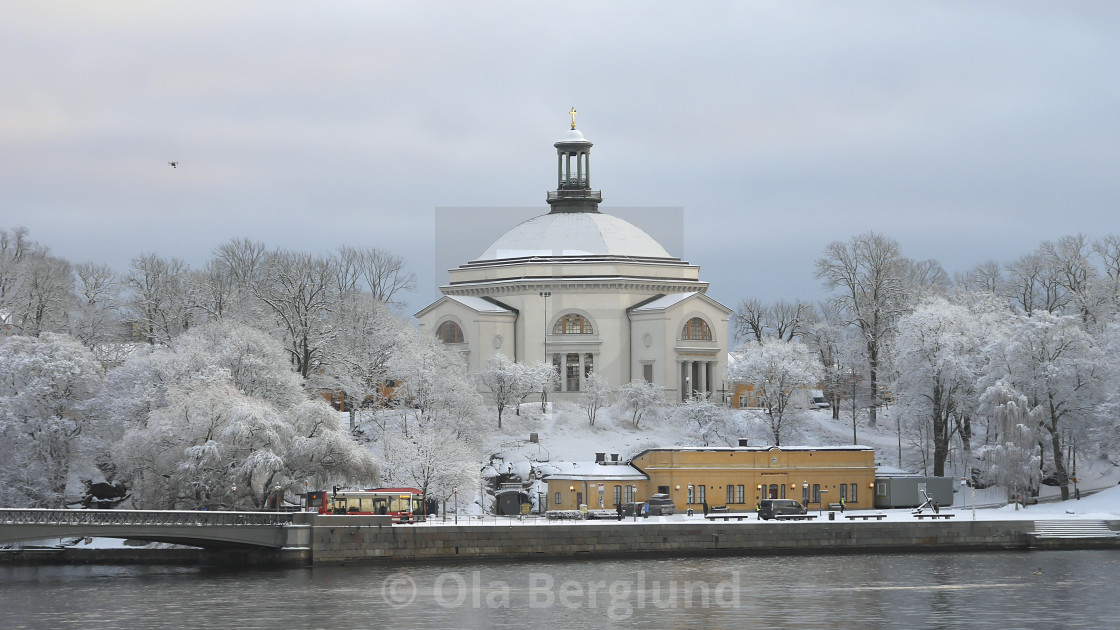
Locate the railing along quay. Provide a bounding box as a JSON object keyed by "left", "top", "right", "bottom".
{"left": 0, "top": 508, "right": 294, "bottom": 527}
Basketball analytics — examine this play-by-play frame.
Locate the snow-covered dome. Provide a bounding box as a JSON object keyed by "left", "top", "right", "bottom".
{"left": 477, "top": 212, "right": 673, "bottom": 260}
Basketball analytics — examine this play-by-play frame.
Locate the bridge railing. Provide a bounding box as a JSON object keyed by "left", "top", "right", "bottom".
{"left": 0, "top": 508, "right": 294, "bottom": 527}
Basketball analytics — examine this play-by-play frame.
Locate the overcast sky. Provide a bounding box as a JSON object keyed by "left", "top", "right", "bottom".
{"left": 3, "top": 2, "right": 1118, "bottom": 317}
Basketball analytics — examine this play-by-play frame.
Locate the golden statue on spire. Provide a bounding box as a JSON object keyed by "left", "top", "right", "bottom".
{"left": 569, "top": 107, "right": 577, "bottom": 129}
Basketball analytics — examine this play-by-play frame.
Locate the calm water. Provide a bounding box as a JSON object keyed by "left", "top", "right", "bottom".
{"left": 2, "top": 551, "right": 1118, "bottom": 629}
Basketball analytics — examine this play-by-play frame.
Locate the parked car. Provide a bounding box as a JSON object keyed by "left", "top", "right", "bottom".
{"left": 646, "top": 493, "right": 676, "bottom": 516}
{"left": 758, "top": 498, "right": 808, "bottom": 520}
{"left": 620, "top": 502, "right": 648, "bottom": 517}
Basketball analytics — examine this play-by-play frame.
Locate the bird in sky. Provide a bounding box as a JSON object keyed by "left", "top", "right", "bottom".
{"left": 168, "top": 161, "right": 178, "bottom": 168}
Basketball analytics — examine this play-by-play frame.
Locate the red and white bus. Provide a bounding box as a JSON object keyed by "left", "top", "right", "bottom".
{"left": 305, "top": 487, "right": 425, "bottom": 524}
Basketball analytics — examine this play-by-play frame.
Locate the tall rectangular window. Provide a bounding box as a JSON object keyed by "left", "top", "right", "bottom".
{"left": 625, "top": 486, "right": 634, "bottom": 503}
{"left": 566, "top": 354, "right": 580, "bottom": 392}
{"left": 736, "top": 485, "right": 745, "bottom": 503}
{"left": 614, "top": 485, "right": 622, "bottom": 507}
{"left": 726, "top": 485, "right": 734, "bottom": 504}
{"left": 698, "top": 485, "right": 706, "bottom": 505}
{"left": 840, "top": 484, "right": 848, "bottom": 502}
{"left": 850, "top": 483, "right": 858, "bottom": 503}
{"left": 552, "top": 354, "right": 562, "bottom": 390}
{"left": 584, "top": 353, "right": 594, "bottom": 378}
{"left": 812, "top": 484, "right": 821, "bottom": 504}
{"left": 554, "top": 492, "right": 561, "bottom": 506}
{"left": 643, "top": 363, "right": 654, "bottom": 383}
{"left": 687, "top": 486, "right": 695, "bottom": 504}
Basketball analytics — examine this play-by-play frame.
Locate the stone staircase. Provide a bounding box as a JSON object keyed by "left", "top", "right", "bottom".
{"left": 1030, "top": 520, "right": 1119, "bottom": 539}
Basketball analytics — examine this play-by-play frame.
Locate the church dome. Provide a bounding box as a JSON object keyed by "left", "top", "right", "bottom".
{"left": 476, "top": 212, "right": 673, "bottom": 261}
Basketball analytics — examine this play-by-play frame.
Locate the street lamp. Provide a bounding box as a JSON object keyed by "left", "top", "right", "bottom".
{"left": 540, "top": 291, "right": 551, "bottom": 365}
{"left": 454, "top": 488, "right": 459, "bottom": 525}
{"left": 802, "top": 481, "right": 809, "bottom": 509}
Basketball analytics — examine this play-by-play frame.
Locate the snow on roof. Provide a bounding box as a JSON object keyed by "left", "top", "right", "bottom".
{"left": 540, "top": 461, "right": 649, "bottom": 481}
{"left": 477, "top": 212, "right": 673, "bottom": 261}
{"left": 874, "top": 466, "right": 926, "bottom": 477}
{"left": 444, "top": 295, "right": 514, "bottom": 313}
{"left": 630, "top": 292, "right": 700, "bottom": 312}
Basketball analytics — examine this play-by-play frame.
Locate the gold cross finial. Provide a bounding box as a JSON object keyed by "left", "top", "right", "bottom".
{"left": 569, "top": 107, "right": 577, "bottom": 129}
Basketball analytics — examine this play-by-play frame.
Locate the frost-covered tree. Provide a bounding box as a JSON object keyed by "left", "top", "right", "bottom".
{"left": 123, "top": 253, "right": 198, "bottom": 346}
{"left": 477, "top": 354, "right": 520, "bottom": 429}
{"left": 252, "top": 250, "right": 338, "bottom": 379}
{"left": 729, "top": 339, "right": 822, "bottom": 446}
{"left": 617, "top": 379, "right": 663, "bottom": 428}
{"left": 732, "top": 298, "right": 813, "bottom": 343}
{"left": 671, "top": 394, "right": 738, "bottom": 446}
{"left": 581, "top": 372, "right": 608, "bottom": 426}
{"left": 70, "top": 262, "right": 125, "bottom": 362}
{"left": 815, "top": 232, "right": 914, "bottom": 425}
{"left": 13, "top": 254, "right": 74, "bottom": 337}
{"left": 893, "top": 297, "right": 985, "bottom": 476}
{"left": 319, "top": 292, "right": 407, "bottom": 429}
{"left": 0, "top": 333, "right": 104, "bottom": 507}
{"left": 977, "top": 381, "right": 1042, "bottom": 506}
{"left": 379, "top": 427, "right": 481, "bottom": 515}
{"left": 105, "top": 321, "right": 377, "bottom": 508}
{"left": 987, "top": 310, "right": 1106, "bottom": 500}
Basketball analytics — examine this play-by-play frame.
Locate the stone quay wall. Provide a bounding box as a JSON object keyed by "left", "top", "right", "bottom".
{"left": 308, "top": 518, "right": 1120, "bottom": 564}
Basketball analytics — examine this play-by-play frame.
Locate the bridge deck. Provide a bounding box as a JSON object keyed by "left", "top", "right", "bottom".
{"left": 0, "top": 508, "right": 299, "bottom": 549}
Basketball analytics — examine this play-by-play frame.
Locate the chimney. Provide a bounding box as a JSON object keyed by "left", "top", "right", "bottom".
{"left": 738, "top": 438, "right": 749, "bottom": 447}
{"left": 595, "top": 452, "right": 606, "bottom": 463}
{"left": 610, "top": 453, "right": 620, "bottom": 462}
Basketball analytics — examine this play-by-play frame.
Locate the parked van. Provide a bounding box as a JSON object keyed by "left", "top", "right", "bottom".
{"left": 758, "top": 499, "right": 808, "bottom": 520}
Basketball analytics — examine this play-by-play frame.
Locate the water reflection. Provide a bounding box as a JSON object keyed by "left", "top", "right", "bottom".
{"left": 1, "top": 551, "right": 1117, "bottom": 629}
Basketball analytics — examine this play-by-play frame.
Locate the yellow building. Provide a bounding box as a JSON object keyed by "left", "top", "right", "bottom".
{"left": 544, "top": 445, "right": 876, "bottom": 512}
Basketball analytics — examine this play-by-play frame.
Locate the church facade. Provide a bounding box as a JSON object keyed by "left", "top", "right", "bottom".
{"left": 415, "top": 118, "right": 730, "bottom": 403}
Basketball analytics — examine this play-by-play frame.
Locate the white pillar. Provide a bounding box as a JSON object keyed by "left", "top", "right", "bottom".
{"left": 699, "top": 361, "right": 708, "bottom": 395}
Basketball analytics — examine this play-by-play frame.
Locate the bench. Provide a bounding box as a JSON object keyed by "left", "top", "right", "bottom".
{"left": 710, "top": 505, "right": 729, "bottom": 513}
{"left": 914, "top": 513, "right": 955, "bottom": 520}
{"left": 704, "top": 512, "right": 750, "bottom": 521}
{"left": 775, "top": 514, "right": 816, "bottom": 521}
{"left": 828, "top": 503, "right": 844, "bottom": 511}
{"left": 845, "top": 513, "right": 887, "bottom": 521}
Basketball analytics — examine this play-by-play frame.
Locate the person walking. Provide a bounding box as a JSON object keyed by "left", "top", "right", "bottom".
{"left": 616, "top": 502, "right": 623, "bottom": 521}
{"left": 839, "top": 497, "right": 846, "bottom": 513}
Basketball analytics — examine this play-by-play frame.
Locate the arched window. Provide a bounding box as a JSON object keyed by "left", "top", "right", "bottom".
{"left": 435, "top": 321, "right": 464, "bottom": 344}
{"left": 681, "top": 317, "right": 712, "bottom": 340}
{"left": 553, "top": 313, "right": 594, "bottom": 335}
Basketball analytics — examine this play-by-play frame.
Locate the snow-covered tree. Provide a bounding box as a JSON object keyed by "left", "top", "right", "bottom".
{"left": 379, "top": 426, "right": 481, "bottom": 515}
{"left": 728, "top": 339, "right": 822, "bottom": 446}
{"left": 815, "top": 232, "right": 917, "bottom": 425}
{"left": 893, "top": 297, "right": 985, "bottom": 476}
{"left": 987, "top": 310, "right": 1106, "bottom": 500}
{"left": 580, "top": 371, "right": 608, "bottom": 426}
{"left": 0, "top": 333, "right": 104, "bottom": 507}
{"left": 977, "top": 381, "right": 1042, "bottom": 506}
{"left": 105, "top": 321, "right": 377, "bottom": 508}
{"left": 123, "top": 253, "right": 199, "bottom": 346}
{"left": 670, "top": 394, "right": 737, "bottom": 446}
{"left": 477, "top": 354, "right": 520, "bottom": 429}
{"left": 617, "top": 379, "right": 664, "bottom": 428}
{"left": 251, "top": 250, "right": 337, "bottom": 379}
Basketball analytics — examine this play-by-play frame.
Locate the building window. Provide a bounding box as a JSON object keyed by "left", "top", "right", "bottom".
{"left": 812, "top": 484, "right": 821, "bottom": 504}
{"left": 850, "top": 483, "right": 858, "bottom": 503}
{"left": 681, "top": 317, "right": 712, "bottom": 341}
{"left": 780, "top": 484, "right": 786, "bottom": 499}
{"left": 726, "top": 485, "right": 734, "bottom": 504}
{"left": 687, "top": 486, "right": 695, "bottom": 504}
{"left": 554, "top": 313, "right": 594, "bottom": 334}
{"left": 435, "top": 321, "right": 463, "bottom": 344}
{"left": 614, "top": 485, "right": 622, "bottom": 507}
{"left": 554, "top": 492, "right": 561, "bottom": 506}
{"left": 802, "top": 484, "right": 810, "bottom": 504}
{"left": 876, "top": 482, "right": 886, "bottom": 497}
{"left": 584, "top": 353, "right": 594, "bottom": 378}
{"left": 737, "top": 485, "right": 745, "bottom": 503}
{"left": 697, "top": 485, "right": 706, "bottom": 505}
{"left": 840, "top": 484, "right": 848, "bottom": 502}
{"left": 565, "top": 353, "right": 581, "bottom": 392}
{"left": 643, "top": 363, "right": 654, "bottom": 383}
{"left": 625, "top": 486, "right": 634, "bottom": 503}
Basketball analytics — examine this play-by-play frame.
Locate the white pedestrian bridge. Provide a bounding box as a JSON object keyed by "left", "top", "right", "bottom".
{"left": 0, "top": 508, "right": 308, "bottom": 549}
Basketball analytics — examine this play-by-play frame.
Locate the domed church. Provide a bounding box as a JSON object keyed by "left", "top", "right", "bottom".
{"left": 415, "top": 114, "right": 731, "bottom": 402}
